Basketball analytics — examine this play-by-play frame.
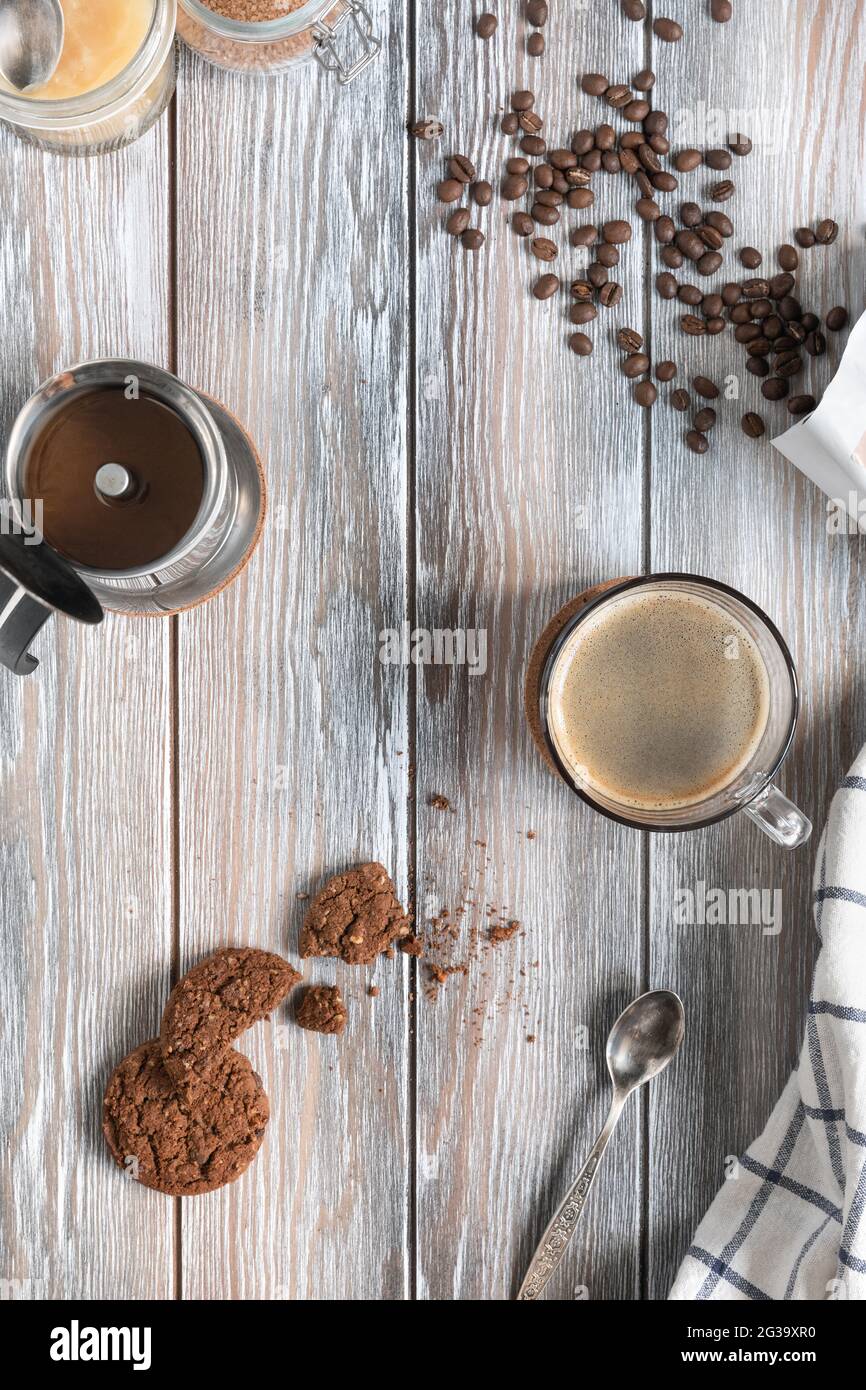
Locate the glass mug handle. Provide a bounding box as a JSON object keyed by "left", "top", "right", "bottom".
{"left": 743, "top": 783, "right": 812, "bottom": 848}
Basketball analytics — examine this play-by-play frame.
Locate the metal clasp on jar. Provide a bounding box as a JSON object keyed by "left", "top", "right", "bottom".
{"left": 313, "top": 1, "right": 381, "bottom": 85}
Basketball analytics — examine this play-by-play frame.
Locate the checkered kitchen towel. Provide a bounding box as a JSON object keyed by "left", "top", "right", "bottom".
{"left": 670, "top": 746, "right": 866, "bottom": 1301}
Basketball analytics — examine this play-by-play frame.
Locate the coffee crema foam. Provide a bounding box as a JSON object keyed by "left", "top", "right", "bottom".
{"left": 547, "top": 589, "right": 771, "bottom": 812}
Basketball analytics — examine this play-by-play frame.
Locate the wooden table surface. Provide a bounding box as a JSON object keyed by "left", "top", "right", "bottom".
{"left": 2, "top": 0, "right": 865, "bottom": 1302}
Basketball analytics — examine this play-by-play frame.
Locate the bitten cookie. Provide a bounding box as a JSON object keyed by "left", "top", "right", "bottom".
{"left": 296, "top": 985, "right": 348, "bottom": 1035}
{"left": 160, "top": 947, "right": 300, "bottom": 1085}
{"left": 300, "top": 863, "right": 411, "bottom": 965}
{"left": 102, "top": 1041, "right": 269, "bottom": 1197}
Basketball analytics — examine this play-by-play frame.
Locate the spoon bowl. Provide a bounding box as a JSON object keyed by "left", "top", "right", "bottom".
{"left": 607, "top": 989, "right": 686, "bottom": 1094}
{"left": 0, "top": 0, "right": 65, "bottom": 94}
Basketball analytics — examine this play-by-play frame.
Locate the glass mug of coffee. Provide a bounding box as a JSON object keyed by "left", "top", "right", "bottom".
{"left": 534, "top": 575, "right": 811, "bottom": 848}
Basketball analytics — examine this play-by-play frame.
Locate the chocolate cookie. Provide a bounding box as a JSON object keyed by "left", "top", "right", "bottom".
{"left": 160, "top": 947, "right": 300, "bottom": 1085}
{"left": 102, "top": 1041, "right": 269, "bottom": 1197}
{"left": 300, "top": 863, "right": 411, "bottom": 965}
{"left": 296, "top": 985, "right": 348, "bottom": 1035}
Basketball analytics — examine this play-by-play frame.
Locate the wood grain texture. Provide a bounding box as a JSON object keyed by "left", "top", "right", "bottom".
{"left": 0, "top": 123, "right": 174, "bottom": 1298}
{"left": 173, "top": 17, "right": 412, "bottom": 1299}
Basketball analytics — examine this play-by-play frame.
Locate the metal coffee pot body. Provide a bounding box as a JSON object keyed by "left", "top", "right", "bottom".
{"left": 0, "top": 359, "right": 265, "bottom": 675}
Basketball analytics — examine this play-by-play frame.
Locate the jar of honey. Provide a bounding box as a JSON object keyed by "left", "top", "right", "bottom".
{"left": 0, "top": 0, "right": 178, "bottom": 155}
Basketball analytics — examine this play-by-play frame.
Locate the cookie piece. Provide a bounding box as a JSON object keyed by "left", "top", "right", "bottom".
{"left": 102, "top": 1041, "right": 269, "bottom": 1197}
{"left": 300, "top": 863, "right": 411, "bottom": 965}
{"left": 296, "top": 985, "right": 348, "bottom": 1035}
{"left": 160, "top": 947, "right": 300, "bottom": 1085}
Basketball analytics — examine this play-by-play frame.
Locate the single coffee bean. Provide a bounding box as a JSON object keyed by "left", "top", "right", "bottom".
{"left": 710, "top": 180, "right": 735, "bottom": 202}
{"left": 438, "top": 179, "right": 463, "bottom": 203}
{"left": 778, "top": 295, "right": 802, "bottom": 321}
{"left": 656, "top": 272, "right": 678, "bottom": 300}
{"left": 774, "top": 350, "right": 803, "bottom": 378}
{"left": 656, "top": 361, "right": 677, "bottom": 382}
{"left": 795, "top": 226, "right": 816, "bottom": 248}
{"left": 549, "top": 148, "right": 578, "bottom": 170}
{"left": 618, "top": 328, "right": 643, "bottom": 352}
{"left": 706, "top": 211, "right": 734, "bottom": 237}
{"left": 534, "top": 164, "right": 554, "bottom": 189}
{"left": 570, "top": 130, "right": 593, "bottom": 156}
{"left": 570, "top": 302, "right": 597, "bottom": 325}
{"left": 462, "top": 229, "right": 485, "bottom": 251}
{"left": 777, "top": 244, "right": 799, "bottom": 271}
{"left": 698, "top": 225, "right": 724, "bottom": 251}
{"left": 605, "top": 84, "right": 633, "bottom": 109}
{"left": 735, "top": 322, "right": 761, "bottom": 343}
{"left": 581, "top": 73, "right": 609, "bottom": 95}
{"left": 568, "top": 189, "right": 595, "bottom": 209}
{"left": 746, "top": 356, "right": 768, "bottom": 377}
{"left": 763, "top": 315, "right": 784, "bottom": 340}
{"left": 533, "top": 273, "right": 560, "bottom": 300}
{"left": 530, "top": 237, "right": 558, "bottom": 262}
{"left": 722, "top": 282, "right": 742, "bottom": 305}
{"left": 599, "top": 282, "right": 624, "bottom": 307}
{"left": 686, "top": 430, "right": 709, "bottom": 454}
{"left": 655, "top": 216, "right": 676, "bottom": 244}
{"left": 702, "top": 294, "right": 724, "bottom": 318}
{"left": 623, "top": 0, "right": 646, "bottom": 18}
{"left": 476, "top": 13, "right": 498, "bottom": 38}
{"left": 774, "top": 335, "right": 798, "bottom": 352}
{"left": 769, "top": 272, "right": 795, "bottom": 299}
{"left": 446, "top": 208, "right": 471, "bottom": 236}
{"left": 501, "top": 113, "right": 519, "bottom": 135}
{"left": 513, "top": 212, "right": 534, "bottom": 236}
{"left": 527, "top": 32, "right": 545, "bottom": 56}
{"left": 633, "top": 69, "right": 656, "bottom": 91}
{"left": 637, "top": 144, "right": 662, "bottom": 173}
{"left": 594, "top": 126, "right": 615, "bottom": 154}
{"left": 634, "top": 380, "right": 658, "bottom": 407}
{"left": 502, "top": 174, "right": 529, "bottom": 201}
{"left": 693, "top": 376, "right": 719, "bottom": 400}
{"left": 520, "top": 111, "right": 544, "bottom": 134}
{"left": 670, "top": 388, "right": 690, "bottom": 411}
{"left": 532, "top": 203, "right": 560, "bottom": 226}
{"left": 624, "top": 100, "right": 651, "bottom": 122}
{"left": 535, "top": 190, "right": 563, "bottom": 207}
{"left": 587, "top": 262, "right": 608, "bottom": 288}
{"left": 653, "top": 17, "right": 683, "bottom": 41}
{"left": 681, "top": 315, "right": 707, "bottom": 336}
{"left": 815, "top": 218, "right": 839, "bottom": 244}
{"left": 522, "top": 136, "right": 547, "bottom": 156}
{"left": 741, "top": 278, "right": 770, "bottom": 299}
{"left": 728, "top": 133, "right": 752, "bottom": 156}
{"left": 697, "top": 252, "right": 723, "bottom": 276}
{"left": 677, "top": 231, "right": 705, "bottom": 261}
{"left": 800, "top": 312, "right": 820, "bottom": 333}
{"left": 582, "top": 149, "right": 602, "bottom": 171}
{"left": 597, "top": 244, "right": 620, "bottom": 267}
{"left": 644, "top": 110, "right": 668, "bottom": 135}
{"left": 411, "top": 119, "right": 444, "bottom": 140}
{"left": 694, "top": 407, "right": 717, "bottom": 431}
{"left": 602, "top": 220, "right": 632, "bottom": 245}
{"left": 804, "top": 330, "right": 826, "bottom": 357}
{"left": 751, "top": 338, "right": 773, "bottom": 357}
{"left": 506, "top": 157, "right": 530, "bottom": 176}
{"left": 729, "top": 303, "right": 753, "bottom": 323}
{"left": 622, "top": 352, "right": 651, "bottom": 378}
{"left": 636, "top": 197, "right": 661, "bottom": 222}
{"left": 711, "top": 0, "right": 733, "bottom": 20}
{"left": 649, "top": 133, "right": 671, "bottom": 155}
{"left": 826, "top": 306, "right": 849, "bottom": 331}
{"left": 674, "top": 149, "right": 702, "bottom": 172}
{"left": 751, "top": 298, "right": 772, "bottom": 319}
{"left": 742, "top": 412, "right": 765, "bottom": 438}
{"left": 678, "top": 284, "right": 702, "bottom": 306}
{"left": 527, "top": 0, "right": 549, "bottom": 23}
{"left": 569, "top": 332, "right": 594, "bottom": 357}
{"left": 619, "top": 148, "right": 641, "bottom": 174}
{"left": 604, "top": 153, "right": 624, "bottom": 175}
{"left": 788, "top": 394, "right": 817, "bottom": 416}
{"left": 512, "top": 90, "right": 535, "bottom": 111}
{"left": 571, "top": 279, "right": 594, "bottom": 302}
{"left": 740, "top": 246, "right": 762, "bottom": 268}
{"left": 635, "top": 170, "right": 654, "bottom": 196}
{"left": 471, "top": 180, "right": 493, "bottom": 207}
{"left": 707, "top": 318, "right": 726, "bottom": 335}
{"left": 680, "top": 201, "right": 702, "bottom": 227}
{"left": 572, "top": 224, "right": 598, "bottom": 247}
{"left": 652, "top": 172, "right": 678, "bottom": 193}
{"left": 662, "top": 246, "right": 684, "bottom": 268}
{"left": 762, "top": 377, "right": 789, "bottom": 401}
{"left": 705, "top": 148, "right": 733, "bottom": 170}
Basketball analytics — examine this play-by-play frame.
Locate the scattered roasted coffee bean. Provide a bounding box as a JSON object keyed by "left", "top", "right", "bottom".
{"left": 446, "top": 208, "right": 471, "bottom": 236}
{"left": 763, "top": 315, "right": 784, "bottom": 339}
{"left": 751, "top": 298, "right": 772, "bottom": 320}
{"left": 674, "top": 149, "right": 702, "bottom": 172}
{"left": 606, "top": 84, "right": 633, "bottom": 110}
{"left": 774, "top": 350, "right": 803, "bottom": 378}
{"left": 705, "top": 148, "right": 733, "bottom": 170}
{"left": 569, "top": 332, "right": 594, "bottom": 357}
{"left": 527, "top": 0, "right": 549, "bottom": 23}
{"left": 662, "top": 246, "right": 684, "bottom": 268}
{"left": 670, "top": 388, "right": 690, "bottom": 411}
{"left": 746, "top": 355, "right": 768, "bottom": 377}
{"left": 512, "top": 89, "right": 535, "bottom": 111}
{"left": 804, "top": 330, "right": 826, "bottom": 357}
{"left": 710, "top": 180, "right": 735, "bottom": 202}
{"left": 637, "top": 144, "right": 662, "bottom": 173}
{"left": 520, "top": 111, "right": 544, "bottom": 135}
{"left": 568, "top": 188, "right": 595, "bottom": 209}
{"left": 681, "top": 315, "right": 707, "bottom": 336}
{"left": 572, "top": 129, "right": 595, "bottom": 156}
{"left": 711, "top": 0, "right": 733, "bottom": 20}
{"left": 698, "top": 225, "right": 724, "bottom": 251}
{"left": 729, "top": 303, "right": 753, "bottom": 323}
{"left": 513, "top": 212, "right": 534, "bottom": 236}
{"left": 587, "top": 262, "right": 609, "bottom": 288}
{"left": 644, "top": 110, "right": 669, "bottom": 135}
{"left": 769, "top": 272, "right": 795, "bottom": 299}
{"left": 749, "top": 338, "right": 771, "bottom": 357}
{"left": 622, "top": 352, "right": 651, "bottom": 378}
{"left": 528, "top": 33, "right": 545, "bottom": 56}
{"left": 677, "top": 230, "right": 705, "bottom": 261}
{"left": 438, "top": 179, "right": 463, "bottom": 203}
{"left": 634, "top": 380, "right": 658, "bottom": 407}
{"left": 706, "top": 211, "right": 734, "bottom": 237}
{"left": 572, "top": 224, "right": 598, "bottom": 247}
{"left": 652, "top": 172, "right": 678, "bottom": 193}
{"left": 795, "top": 226, "right": 816, "bottom": 248}
{"left": 634, "top": 68, "right": 656, "bottom": 91}
{"left": 476, "top": 13, "right": 498, "bottom": 38}
{"left": 570, "top": 302, "right": 597, "bottom": 325}
{"left": 532, "top": 203, "right": 560, "bottom": 225}
{"left": 656, "top": 272, "right": 678, "bottom": 300}
{"left": 742, "top": 412, "right": 765, "bottom": 438}
{"left": 636, "top": 197, "right": 661, "bottom": 222}
{"left": 522, "top": 135, "right": 547, "bottom": 156}
{"left": 741, "top": 278, "right": 770, "bottom": 300}
{"left": 735, "top": 322, "right": 761, "bottom": 344}
{"left": 701, "top": 295, "right": 724, "bottom": 320}
{"left": 678, "top": 284, "right": 702, "bottom": 307}
{"left": 783, "top": 322, "right": 805, "bottom": 343}
{"left": 787, "top": 394, "right": 816, "bottom": 416}
{"left": 739, "top": 246, "right": 762, "bottom": 268}
{"left": 686, "top": 430, "right": 709, "bottom": 454}
{"left": 776, "top": 244, "right": 798, "bottom": 272}
{"left": 815, "top": 218, "right": 839, "bottom": 245}
{"left": 597, "top": 243, "right": 620, "bottom": 267}
{"left": 721, "top": 282, "right": 742, "bottom": 305}
{"left": 693, "top": 376, "right": 719, "bottom": 400}
{"left": 534, "top": 164, "right": 554, "bottom": 189}
{"left": 706, "top": 318, "right": 727, "bottom": 334}
{"left": 535, "top": 190, "right": 563, "bottom": 207}
{"left": 602, "top": 220, "right": 632, "bottom": 245}
{"left": 649, "top": 133, "right": 671, "bottom": 155}
{"left": 697, "top": 251, "right": 723, "bottom": 276}
{"left": 728, "top": 133, "right": 752, "bottom": 156}
{"left": 501, "top": 113, "right": 520, "bottom": 135}
{"left": 582, "top": 149, "right": 603, "bottom": 171}
{"left": 618, "top": 328, "right": 643, "bottom": 352}
{"left": 581, "top": 73, "right": 609, "bottom": 95}
{"left": 762, "top": 376, "right": 789, "bottom": 401}
{"left": 778, "top": 295, "right": 802, "bottom": 321}
{"left": 656, "top": 360, "right": 677, "bottom": 382}
{"left": 826, "top": 306, "right": 849, "bottom": 331}
{"left": 653, "top": 17, "right": 683, "bottom": 41}
{"left": 654, "top": 216, "right": 676, "bottom": 245}
{"left": 635, "top": 170, "right": 654, "bottom": 196}
{"left": 533, "top": 273, "right": 560, "bottom": 300}
{"left": 694, "top": 407, "right": 717, "bottom": 431}
{"left": 549, "top": 148, "right": 578, "bottom": 170}
{"left": 531, "top": 237, "right": 558, "bottom": 262}
{"left": 624, "top": 100, "right": 651, "bottom": 123}
{"left": 801, "top": 313, "right": 819, "bottom": 333}
{"left": 680, "top": 202, "right": 702, "bottom": 228}
{"left": 623, "top": 0, "right": 646, "bottom": 18}
{"left": 506, "top": 157, "right": 530, "bottom": 176}
{"left": 619, "top": 148, "right": 641, "bottom": 174}
{"left": 471, "top": 180, "right": 493, "bottom": 207}
{"left": 462, "top": 229, "right": 485, "bottom": 251}
{"left": 502, "top": 174, "right": 529, "bottom": 200}
{"left": 599, "top": 282, "right": 624, "bottom": 307}
{"left": 411, "top": 119, "right": 444, "bottom": 141}
{"left": 571, "top": 279, "right": 594, "bottom": 302}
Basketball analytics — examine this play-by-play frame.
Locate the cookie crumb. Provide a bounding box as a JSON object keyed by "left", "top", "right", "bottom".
{"left": 297, "top": 985, "right": 348, "bottom": 1036}
{"left": 526, "top": 1034, "right": 536, "bottom": 1044}
{"left": 399, "top": 934, "right": 425, "bottom": 957}
{"left": 369, "top": 986, "right": 379, "bottom": 998}
{"left": 429, "top": 794, "right": 452, "bottom": 811}
{"left": 489, "top": 920, "right": 521, "bottom": 945}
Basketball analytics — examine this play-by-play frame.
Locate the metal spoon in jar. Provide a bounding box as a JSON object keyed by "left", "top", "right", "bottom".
{"left": 0, "top": 0, "right": 64, "bottom": 93}
{"left": 517, "top": 989, "right": 686, "bottom": 1301}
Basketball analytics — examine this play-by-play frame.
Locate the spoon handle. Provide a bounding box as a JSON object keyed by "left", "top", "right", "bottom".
{"left": 517, "top": 1092, "right": 627, "bottom": 1301}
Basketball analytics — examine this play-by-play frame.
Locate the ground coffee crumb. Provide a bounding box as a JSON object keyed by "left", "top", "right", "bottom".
{"left": 297, "top": 985, "right": 348, "bottom": 1036}
{"left": 429, "top": 794, "right": 452, "bottom": 811}
{"left": 399, "top": 934, "right": 425, "bottom": 957}
{"left": 489, "top": 920, "right": 521, "bottom": 945}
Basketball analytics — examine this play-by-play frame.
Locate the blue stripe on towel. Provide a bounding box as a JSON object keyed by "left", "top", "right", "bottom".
{"left": 809, "top": 1000, "right": 866, "bottom": 1022}
{"left": 814, "top": 885, "right": 866, "bottom": 910}
{"left": 688, "top": 1247, "right": 772, "bottom": 1301}
{"left": 739, "top": 1154, "right": 842, "bottom": 1222}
